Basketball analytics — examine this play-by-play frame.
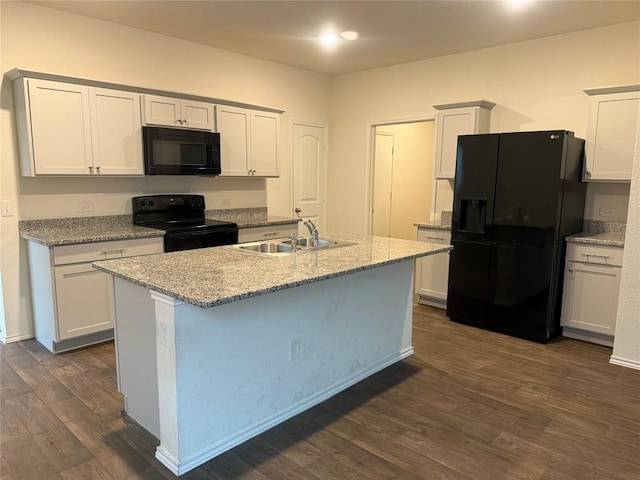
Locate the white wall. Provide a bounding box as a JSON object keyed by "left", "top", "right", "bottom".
{"left": 0, "top": 1, "right": 330, "bottom": 340}
{"left": 611, "top": 124, "right": 640, "bottom": 369}
{"left": 327, "top": 21, "right": 639, "bottom": 234}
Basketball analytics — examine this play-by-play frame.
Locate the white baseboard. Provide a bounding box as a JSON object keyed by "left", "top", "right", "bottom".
{"left": 0, "top": 331, "right": 34, "bottom": 344}
{"left": 155, "top": 347, "right": 415, "bottom": 476}
{"left": 609, "top": 355, "right": 640, "bottom": 370}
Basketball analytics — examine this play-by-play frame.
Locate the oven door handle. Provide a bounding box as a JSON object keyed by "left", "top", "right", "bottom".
{"left": 168, "top": 227, "right": 238, "bottom": 239}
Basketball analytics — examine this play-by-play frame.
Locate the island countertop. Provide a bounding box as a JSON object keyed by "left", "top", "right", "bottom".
{"left": 94, "top": 234, "right": 451, "bottom": 308}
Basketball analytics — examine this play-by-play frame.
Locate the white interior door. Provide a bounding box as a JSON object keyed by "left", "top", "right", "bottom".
{"left": 372, "top": 132, "right": 394, "bottom": 237}
{"left": 292, "top": 123, "right": 326, "bottom": 236}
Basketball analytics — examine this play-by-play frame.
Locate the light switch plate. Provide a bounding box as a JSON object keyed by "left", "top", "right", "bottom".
{"left": 1, "top": 200, "right": 14, "bottom": 217}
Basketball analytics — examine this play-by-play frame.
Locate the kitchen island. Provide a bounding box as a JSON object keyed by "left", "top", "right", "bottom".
{"left": 94, "top": 234, "right": 450, "bottom": 475}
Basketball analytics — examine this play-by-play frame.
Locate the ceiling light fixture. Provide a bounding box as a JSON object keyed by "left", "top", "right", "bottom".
{"left": 318, "top": 31, "right": 341, "bottom": 51}
{"left": 339, "top": 31, "right": 359, "bottom": 41}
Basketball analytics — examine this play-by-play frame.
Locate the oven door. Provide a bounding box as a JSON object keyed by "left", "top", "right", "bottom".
{"left": 164, "top": 227, "right": 238, "bottom": 252}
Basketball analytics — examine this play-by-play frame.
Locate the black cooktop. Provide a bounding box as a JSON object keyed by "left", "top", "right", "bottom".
{"left": 132, "top": 194, "right": 237, "bottom": 232}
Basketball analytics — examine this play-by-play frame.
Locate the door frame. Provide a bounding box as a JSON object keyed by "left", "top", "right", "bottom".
{"left": 290, "top": 120, "right": 328, "bottom": 228}
{"left": 364, "top": 114, "right": 437, "bottom": 235}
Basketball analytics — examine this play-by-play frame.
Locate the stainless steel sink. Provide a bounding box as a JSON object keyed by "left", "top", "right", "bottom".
{"left": 228, "top": 237, "right": 356, "bottom": 257}
{"left": 239, "top": 243, "right": 293, "bottom": 253}
{"left": 281, "top": 237, "right": 356, "bottom": 250}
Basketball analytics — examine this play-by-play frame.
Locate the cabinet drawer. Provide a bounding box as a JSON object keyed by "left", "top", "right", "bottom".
{"left": 53, "top": 237, "right": 164, "bottom": 265}
{"left": 567, "top": 243, "right": 623, "bottom": 266}
{"left": 417, "top": 229, "right": 451, "bottom": 245}
{"left": 238, "top": 224, "right": 298, "bottom": 243}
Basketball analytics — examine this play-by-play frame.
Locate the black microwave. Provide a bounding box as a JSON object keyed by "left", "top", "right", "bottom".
{"left": 142, "top": 126, "right": 221, "bottom": 175}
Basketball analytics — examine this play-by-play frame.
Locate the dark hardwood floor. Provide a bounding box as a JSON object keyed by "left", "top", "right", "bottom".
{"left": 1, "top": 305, "right": 639, "bottom": 479}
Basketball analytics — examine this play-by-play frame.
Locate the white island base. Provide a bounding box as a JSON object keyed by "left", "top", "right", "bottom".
{"left": 113, "top": 259, "right": 416, "bottom": 475}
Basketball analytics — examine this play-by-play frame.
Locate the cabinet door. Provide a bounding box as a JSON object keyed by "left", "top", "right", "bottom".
{"left": 181, "top": 100, "right": 215, "bottom": 130}
{"left": 561, "top": 261, "right": 621, "bottom": 335}
{"left": 435, "top": 107, "right": 478, "bottom": 179}
{"left": 416, "top": 229, "right": 451, "bottom": 306}
{"left": 28, "top": 79, "right": 92, "bottom": 175}
{"left": 142, "top": 94, "right": 181, "bottom": 127}
{"left": 584, "top": 91, "right": 639, "bottom": 182}
{"left": 89, "top": 87, "right": 143, "bottom": 175}
{"left": 251, "top": 111, "right": 279, "bottom": 177}
{"left": 217, "top": 105, "right": 251, "bottom": 176}
{"left": 54, "top": 264, "right": 114, "bottom": 340}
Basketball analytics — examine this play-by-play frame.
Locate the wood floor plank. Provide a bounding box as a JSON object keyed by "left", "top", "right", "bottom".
{"left": 1, "top": 305, "right": 638, "bottom": 480}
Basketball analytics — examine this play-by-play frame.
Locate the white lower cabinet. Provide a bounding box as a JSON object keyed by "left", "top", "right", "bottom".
{"left": 415, "top": 227, "right": 451, "bottom": 308}
{"left": 28, "top": 237, "right": 163, "bottom": 353}
{"left": 54, "top": 263, "right": 114, "bottom": 341}
{"left": 560, "top": 243, "right": 623, "bottom": 346}
{"left": 238, "top": 224, "right": 298, "bottom": 243}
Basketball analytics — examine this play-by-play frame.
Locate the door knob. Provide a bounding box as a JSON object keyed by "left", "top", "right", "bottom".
{"left": 294, "top": 208, "right": 302, "bottom": 214}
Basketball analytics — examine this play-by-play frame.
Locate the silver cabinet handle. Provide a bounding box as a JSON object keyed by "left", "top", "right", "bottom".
{"left": 294, "top": 208, "right": 302, "bottom": 214}
{"left": 96, "top": 166, "right": 101, "bottom": 172}
{"left": 580, "top": 253, "right": 609, "bottom": 259}
{"left": 182, "top": 119, "right": 187, "bottom": 124}
{"left": 177, "top": 119, "right": 183, "bottom": 125}
{"left": 263, "top": 232, "right": 279, "bottom": 238}
{"left": 569, "top": 267, "right": 574, "bottom": 272}
{"left": 88, "top": 166, "right": 93, "bottom": 173}
{"left": 425, "top": 236, "right": 444, "bottom": 242}
{"left": 101, "top": 248, "right": 127, "bottom": 255}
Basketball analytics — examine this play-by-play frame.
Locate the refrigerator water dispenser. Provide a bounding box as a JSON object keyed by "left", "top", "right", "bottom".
{"left": 459, "top": 198, "right": 486, "bottom": 233}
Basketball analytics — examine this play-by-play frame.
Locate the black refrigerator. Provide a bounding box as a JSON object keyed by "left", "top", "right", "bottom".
{"left": 446, "top": 130, "right": 587, "bottom": 342}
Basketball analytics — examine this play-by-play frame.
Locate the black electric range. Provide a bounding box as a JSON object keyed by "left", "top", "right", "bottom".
{"left": 132, "top": 194, "right": 238, "bottom": 252}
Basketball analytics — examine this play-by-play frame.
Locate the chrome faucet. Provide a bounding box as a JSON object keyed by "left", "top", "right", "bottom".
{"left": 304, "top": 219, "right": 319, "bottom": 247}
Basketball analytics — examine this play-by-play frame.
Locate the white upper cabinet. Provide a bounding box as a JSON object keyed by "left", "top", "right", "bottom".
{"left": 89, "top": 87, "right": 143, "bottom": 175}
{"left": 217, "top": 105, "right": 251, "bottom": 176}
{"left": 26, "top": 79, "right": 93, "bottom": 175}
{"left": 433, "top": 100, "right": 494, "bottom": 179}
{"left": 14, "top": 78, "right": 144, "bottom": 176}
{"left": 142, "top": 94, "right": 215, "bottom": 131}
{"left": 583, "top": 86, "right": 640, "bottom": 182}
{"left": 217, "top": 105, "right": 279, "bottom": 177}
{"left": 251, "top": 111, "right": 279, "bottom": 177}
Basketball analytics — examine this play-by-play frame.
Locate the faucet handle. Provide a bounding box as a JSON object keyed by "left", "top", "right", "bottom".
{"left": 290, "top": 233, "right": 298, "bottom": 251}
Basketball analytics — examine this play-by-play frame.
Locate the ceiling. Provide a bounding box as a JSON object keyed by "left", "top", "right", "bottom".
{"left": 31, "top": 0, "right": 640, "bottom": 76}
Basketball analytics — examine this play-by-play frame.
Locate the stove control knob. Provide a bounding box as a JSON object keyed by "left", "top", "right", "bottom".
{"left": 148, "top": 200, "right": 155, "bottom": 208}
{"left": 139, "top": 200, "right": 146, "bottom": 207}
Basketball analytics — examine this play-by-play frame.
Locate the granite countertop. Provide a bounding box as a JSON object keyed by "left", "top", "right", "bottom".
{"left": 414, "top": 211, "right": 451, "bottom": 231}
{"left": 414, "top": 221, "right": 451, "bottom": 231}
{"left": 93, "top": 234, "right": 451, "bottom": 309}
{"left": 19, "top": 208, "right": 299, "bottom": 246}
{"left": 566, "top": 231, "right": 626, "bottom": 247}
{"left": 19, "top": 216, "right": 165, "bottom": 246}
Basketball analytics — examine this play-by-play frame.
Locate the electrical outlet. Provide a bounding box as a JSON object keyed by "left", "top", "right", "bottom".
{"left": 289, "top": 337, "right": 300, "bottom": 361}
{"left": 222, "top": 198, "right": 231, "bottom": 207}
{"left": 78, "top": 202, "right": 94, "bottom": 213}
{"left": 599, "top": 207, "right": 615, "bottom": 217}
{"left": 1, "top": 200, "right": 14, "bottom": 217}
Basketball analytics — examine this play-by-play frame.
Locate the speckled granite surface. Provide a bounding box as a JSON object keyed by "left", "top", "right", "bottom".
{"left": 19, "top": 209, "right": 298, "bottom": 246}
{"left": 19, "top": 216, "right": 165, "bottom": 246}
{"left": 414, "top": 221, "right": 451, "bottom": 231}
{"left": 93, "top": 234, "right": 451, "bottom": 309}
{"left": 567, "top": 221, "right": 627, "bottom": 247}
{"left": 567, "top": 232, "right": 626, "bottom": 247}
{"left": 414, "top": 211, "right": 452, "bottom": 230}
{"left": 206, "top": 208, "right": 300, "bottom": 228}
